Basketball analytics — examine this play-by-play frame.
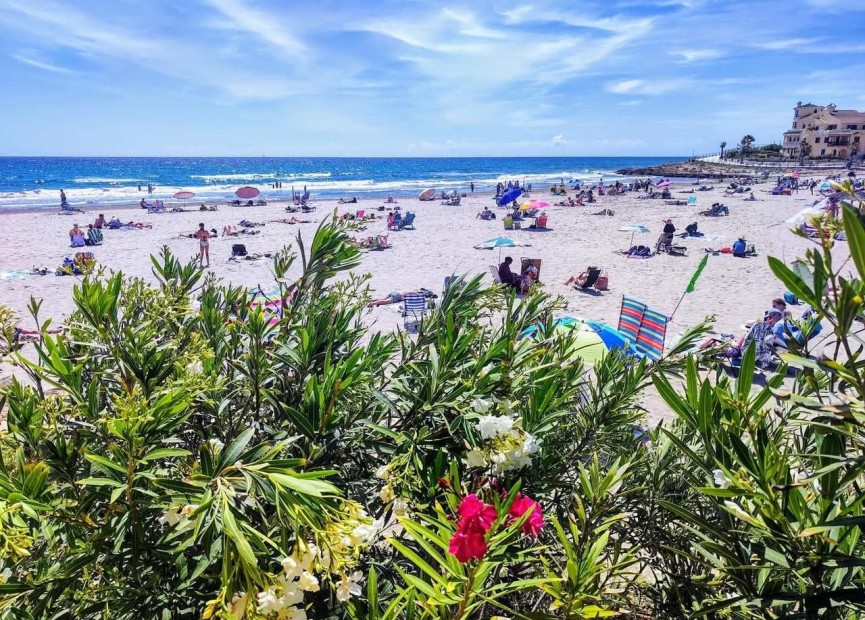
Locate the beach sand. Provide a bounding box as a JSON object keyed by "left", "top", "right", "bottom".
{"left": 0, "top": 185, "right": 847, "bottom": 423}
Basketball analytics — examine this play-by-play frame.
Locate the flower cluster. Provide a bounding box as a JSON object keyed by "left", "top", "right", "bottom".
{"left": 467, "top": 414, "right": 539, "bottom": 473}
{"left": 447, "top": 492, "right": 544, "bottom": 564}
{"left": 252, "top": 503, "right": 381, "bottom": 617}
{"left": 448, "top": 494, "right": 497, "bottom": 563}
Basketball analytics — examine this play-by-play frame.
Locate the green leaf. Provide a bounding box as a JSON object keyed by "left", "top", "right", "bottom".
{"left": 139, "top": 448, "right": 192, "bottom": 463}
{"left": 83, "top": 453, "right": 126, "bottom": 474}
{"left": 842, "top": 203, "right": 865, "bottom": 279}
{"left": 79, "top": 477, "right": 125, "bottom": 488}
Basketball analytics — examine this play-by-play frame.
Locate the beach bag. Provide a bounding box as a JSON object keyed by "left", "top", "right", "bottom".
{"left": 783, "top": 291, "right": 799, "bottom": 305}
{"left": 232, "top": 244, "right": 247, "bottom": 257}
{"left": 595, "top": 271, "right": 609, "bottom": 291}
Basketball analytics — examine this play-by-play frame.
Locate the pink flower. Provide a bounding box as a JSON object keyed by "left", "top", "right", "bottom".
{"left": 448, "top": 494, "right": 499, "bottom": 563}
{"left": 457, "top": 494, "right": 498, "bottom": 532}
{"left": 508, "top": 493, "right": 544, "bottom": 537}
{"left": 448, "top": 528, "right": 488, "bottom": 562}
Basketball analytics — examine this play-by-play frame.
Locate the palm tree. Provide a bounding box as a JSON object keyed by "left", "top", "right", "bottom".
{"left": 799, "top": 139, "right": 811, "bottom": 165}
{"left": 739, "top": 135, "right": 755, "bottom": 163}
{"left": 720, "top": 141, "right": 727, "bottom": 159}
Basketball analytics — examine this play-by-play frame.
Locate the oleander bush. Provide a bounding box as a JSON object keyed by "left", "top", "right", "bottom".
{"left": 0, "top": 187, "right": 863, "bottom": 620}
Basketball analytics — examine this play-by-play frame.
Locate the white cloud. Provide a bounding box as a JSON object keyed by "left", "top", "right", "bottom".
{"left": 12, "top": 53, "right": 77, "bottom": 74}
{"left": 552, "top": 134, "right": 566, "bottom": 145}
{"left": 204, "top": 0, "right": 307, "bottom": 56}
{"left": 606, "top": 78, "right": 692, "bottom": 95}
{"left": 673, "top": 49, "right": 725, "bottom": 63}
{"left": 756, "top": 38, "right": 818, "bottom": 50}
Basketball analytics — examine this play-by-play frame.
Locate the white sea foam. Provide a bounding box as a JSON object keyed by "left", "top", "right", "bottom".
{"left": 189, "top": 172, "right": 332, "bottom": 183}
{"left": 73, "top": 177, "right": 145, "bottom": 184}
{"left": 0, "top": 167, "right": 651, "bottom": 210}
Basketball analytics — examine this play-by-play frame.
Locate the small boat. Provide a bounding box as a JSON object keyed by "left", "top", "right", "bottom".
{"left": 418, "top": 188, "right": 435, "bottom": 201}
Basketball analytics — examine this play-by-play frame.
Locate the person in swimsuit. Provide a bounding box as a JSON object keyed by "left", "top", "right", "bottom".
{"left": 193, "top": 222, "right": 211, "bottom": 267}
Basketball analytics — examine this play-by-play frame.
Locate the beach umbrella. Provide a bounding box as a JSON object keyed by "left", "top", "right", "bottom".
{"left": 521, "top": 316, "right": 640, "bottom": 365}
{"left": 518, "top": 199, "right": 550, "bottom": 212}
{"left": 174, "top": 190, "right": 195, "bottom": 200}
{"left": 656, "top": 180, "right": 672, "bottom": 188}
{"left": 819, "top": 181, "right": 834, "bottom": 192}
{"left": 236, "top": 186, "right": 261, "bottom": 200}
{"left": 618, "top": 224, "right": 649, "bottom": 246}
{"left": 497, "top": 187, "right": 523, "bottom": 206}
{"left": 475, "top": 236, "right": 520, "bottom": 261}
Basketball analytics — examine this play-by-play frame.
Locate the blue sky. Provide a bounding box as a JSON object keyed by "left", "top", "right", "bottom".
{"left": 0, "top": 0, "right": 863, "bottom": 156}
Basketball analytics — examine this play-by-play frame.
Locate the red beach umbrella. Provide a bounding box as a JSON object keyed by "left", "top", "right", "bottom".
{"left": 235, "top": 186, "right": 260, "bottom": 199}
{"left": 174, "top": 190, "right": 196, "bottom": 199}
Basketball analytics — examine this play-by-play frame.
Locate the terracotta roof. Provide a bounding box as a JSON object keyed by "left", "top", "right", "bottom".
{"left": 829, "top": 110, "right": 865, "bottom": 122}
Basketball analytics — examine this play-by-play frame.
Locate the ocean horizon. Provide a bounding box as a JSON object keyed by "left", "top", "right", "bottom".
{"left": 0, "top": 156, "right": 684, "bottom": 210}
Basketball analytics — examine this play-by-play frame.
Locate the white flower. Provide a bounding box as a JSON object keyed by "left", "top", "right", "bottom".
{"left": 472, "top": 398, "right": 493, "bottom": 414}
{"left": 712, "top": 469, "right": 730, "bottom": 488}
{"left": 336, "top": 571, "right": 365, "bottom": 602}
{"left": 298, "top": 571, "right": 320, "bottom": 592}
{"left": 282, "top": 556, "right": 303, "bottom": 580}
{"left": 374, "top": 465, "right": 390, "bottom": 480}
{"left": 393, "top": 498, "right": 408, "bottom": 516}
{"left": 466, "top": 449, "right": 487, "bottom": 468}
{"left": 281, "top": 580, "right": 304, "bottom": 606}
{"left": 188, "top": 360, "right": 203, "bottom": 376}
{"left": 180, "top": 504, "right": 198, "bottom": 518}
{"left": 284, "top": 607, "right": 307, "bottom": 620}
{"left": 159, "top": 505, "right": 182, "bottom": 526}
{"left": 477, "top": 415, "right": 514, "bottom": 440}
{"left": 0, "top": 562, "right": 11, "bottom": 585}
{"left": 229, "top": 592, "right": 248, "bottom": 620}
{"left": 299, "top": 544, "right": 318, "bottom": 571}
{"left": 379, "top": 485, "right": 394, "bottom": 503}
{"left": 521, "top": 434, "right": 539, "bottom": 455}
{"left": 257, "top": 587, "right": 286, "bottom": 614}
{"left": 351, "top": 517, "right": 384, "bottom": 546}
{"left": 208, "top": 437, "right": 224, "bottom": 451}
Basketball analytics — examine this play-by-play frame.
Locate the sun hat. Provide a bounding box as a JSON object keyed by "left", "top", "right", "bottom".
{"left": 766, "top": 308, "right": 782, "bottom": 318}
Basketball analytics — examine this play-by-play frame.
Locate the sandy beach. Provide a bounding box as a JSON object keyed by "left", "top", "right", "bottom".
{"left": 0, "top": 182, "right": 849, "bottom": 420}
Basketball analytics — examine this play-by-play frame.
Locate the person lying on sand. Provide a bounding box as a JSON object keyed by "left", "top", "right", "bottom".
{"left": 223, "top": 225, "right": 240, "bottom": 237}
{"left": 338, "top": 197, "right": 358, "bottom": 204}
{"left": 199, "top": 203, "right": 218, "bottom": 211}
{"left": 368, "top": 288, "right": 436, "bottom": 307}
{"left": 274, "top": 217, "right": 312, "bottom": 224}
{"left": 239, "top": 219, "right": 265, "bottom": 228}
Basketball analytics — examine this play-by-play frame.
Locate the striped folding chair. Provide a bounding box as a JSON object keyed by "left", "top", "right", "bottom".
{"left": 617, "top": 297, "right": 646, "bottom": 343}
{"left": 635, "top": 307, "right": 668, "bottom": 360}
{"left": 402, "top": 293, "right": 427, "bottom": 330}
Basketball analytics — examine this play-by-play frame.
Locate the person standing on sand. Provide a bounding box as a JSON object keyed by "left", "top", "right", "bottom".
{"left": 470, "top": 182, "right": 474, "bottom": 193}
{"left": 193, "top": 223, "right": 211, "bottom": 268}
{"left": 60, "top": 189, "right": 67, "bottom": 204}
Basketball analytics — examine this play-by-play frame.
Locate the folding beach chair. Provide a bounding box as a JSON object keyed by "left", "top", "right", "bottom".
{"left": 489, "top": 265, "right": 503, "bottom": 284}
{"left": 402, "top": 293, "right": 427, "bottom": 330}
{"left": 635, "top": 307, "right": 668, "bottom": 361}
{"left": 399, "top": 212, "right": 416, "bottom": 229}
{"left": 687, "top": 195, "right": 698, "bottom": 207}
{"left": 574, "top": 267, "right": 601, "bottom": 290}
{"left": 617, "top": 297, "right": 646, "bottom": 343}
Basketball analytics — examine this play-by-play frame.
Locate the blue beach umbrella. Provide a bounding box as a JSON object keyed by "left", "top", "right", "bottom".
{"left": 475, "top": 236, "right": 521, "bottom": 261}
{"left": 497, "top": 187, "right": 523, "bottom": 206}
{"left": 618, "top": 224, "right": 649, "bottom": 246}
{"left": 521, "top": 316, "right": 640, "bottom": 365}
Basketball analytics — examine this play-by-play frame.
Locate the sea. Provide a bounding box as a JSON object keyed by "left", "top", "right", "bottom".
{"left": 0, "top": 156, "right": 683, "bottom": 211}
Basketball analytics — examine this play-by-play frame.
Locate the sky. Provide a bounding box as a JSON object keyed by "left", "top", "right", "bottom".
{"left": 0, "top": 0, "right": 863, "bottom": 157}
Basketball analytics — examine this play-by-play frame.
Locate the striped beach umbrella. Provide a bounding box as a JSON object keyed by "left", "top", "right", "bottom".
{"left": 521, "top": 316, "right": 640, "bottom": 365}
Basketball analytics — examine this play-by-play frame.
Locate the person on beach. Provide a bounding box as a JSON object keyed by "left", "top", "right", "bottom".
{"left": 60, "top": 189, "right": 67, "bottom": 204}
{"left": 732, "top": 236, "right": 747, "bottom": 258}
{"left": 368, "top": 289, "right": 435, "bottom": 307}
{"left": 470, "top": 182, "right": 475, "bottom": 193}
{"left": 69, "top": 224, "right": 86, "bottom": 247}
{"left": 94, "top": 213, "right": 106, "bottom": 229}
{"left": 193, "top": 223, "right": 211, "bottom": 268}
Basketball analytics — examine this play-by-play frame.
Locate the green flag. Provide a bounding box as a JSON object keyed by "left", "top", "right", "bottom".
{"left": 685, "top": 254, "right": 709, "bottom": 294}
